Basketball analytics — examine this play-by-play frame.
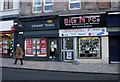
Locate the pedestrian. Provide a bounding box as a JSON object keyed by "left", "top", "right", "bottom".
{"left": 14, "top": 44, "right": 23, "bottom": 65}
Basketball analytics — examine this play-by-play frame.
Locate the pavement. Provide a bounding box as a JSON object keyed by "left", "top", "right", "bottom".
{"left": 0, "top": 58, "right": 120, "bottom": 74}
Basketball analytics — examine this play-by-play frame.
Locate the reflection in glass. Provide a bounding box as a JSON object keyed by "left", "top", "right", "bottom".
{"left": 65, "top": 38, "right": 73, "bottom": 50}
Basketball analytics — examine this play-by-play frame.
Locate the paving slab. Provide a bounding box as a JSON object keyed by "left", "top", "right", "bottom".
{"left": 0, "top": 58, "right": 119, "bottom": 74}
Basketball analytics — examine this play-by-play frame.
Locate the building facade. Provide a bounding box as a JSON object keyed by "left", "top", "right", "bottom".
{"left": 0, "top": 0, "right": 19, "bottom": 57}
{"left": 14, "top": 15, "right": 61, "bottom": 61}
{"left": 13, "top": 0, "right": 120, "bottom": 63}
{"left": 106, "top": 11, "right": 120, "bottom": 63}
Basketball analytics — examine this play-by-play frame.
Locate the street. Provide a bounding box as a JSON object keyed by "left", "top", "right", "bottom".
{"left": 1, "top": 67, "right": 119, "bottom": 80}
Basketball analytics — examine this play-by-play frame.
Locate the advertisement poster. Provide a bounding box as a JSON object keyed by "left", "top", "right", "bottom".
{"left": 40, "top": 39, "right": 47, "bottom": 55}
{"left": 26, "top": 39, "right": 32, "bottom": 54}
{"left": 0, "top": 44, "right": 2, "bottom": 54}
{"left": 65, "top": 51, "right": 73, "bottom": 60}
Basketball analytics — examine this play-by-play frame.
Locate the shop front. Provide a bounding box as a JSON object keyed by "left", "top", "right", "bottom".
{"left": 107, "top": 11, "right": 120, "bottom": 64}
{"left": 59, "top": 14, "right": 109, "bottom": 64}
{"left": 14, "top": 15, "right": 61, "bottom": 61}
{"left": 0, "top": 20, "right": 15, "bottom": 57}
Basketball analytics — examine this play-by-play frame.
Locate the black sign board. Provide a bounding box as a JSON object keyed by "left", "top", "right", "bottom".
{"left": 60, "top": 14, "right": 106, "bottom": 29}
{"left": 16, "top": 18, "right": 59, "bottom": 31}
{"left": 107, "top": 14, "right": 120, "bottom": 27}
{"left": 65, "top": 51, "right": 74, "bottom": 60}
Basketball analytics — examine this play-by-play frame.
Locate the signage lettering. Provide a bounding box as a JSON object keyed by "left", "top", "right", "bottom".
{"left": 31, "top": 20, "right": 55, "bottom": 28}
{"left": 60, "top": 14, "right": 106, "bottom": 29}
{"left": 45, "top": 24, "right": 54, "bottom": 27}
{"left": 64, "top": 15, "right": 100, "bottom": 25}
{"left": 32, "top": 24, "right": 44, "bottom": 28}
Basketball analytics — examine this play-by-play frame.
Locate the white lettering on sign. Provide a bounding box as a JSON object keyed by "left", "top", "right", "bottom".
{"left": 64, "top": 15, "right": 100, "bottom": 25}
{"left": 32, "top": 24, "right": 44, "bottom": 28}
{"left": 32, "top": 23, "right": 55, "bottom": 28}
{"left": 45, "top": 24, "right": 54, "bottom": 27}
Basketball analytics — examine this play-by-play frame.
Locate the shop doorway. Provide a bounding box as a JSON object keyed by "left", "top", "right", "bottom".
{"left": 61, "top": 38, "right": 76, "bottom": 61}
{"left": 109, "top": 36, "right": 120, "bottom": 63}
{"left": 48, "top": 39, "right": 58, "bottom": 61}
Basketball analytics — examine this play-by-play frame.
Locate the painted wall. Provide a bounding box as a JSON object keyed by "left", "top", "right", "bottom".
{"left": 101, "top": 36, "right": 109, "bottom": 64}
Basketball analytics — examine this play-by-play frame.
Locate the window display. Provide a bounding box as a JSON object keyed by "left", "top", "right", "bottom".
{"left": 25, "top": 38, "right": 47, "bottom": 57}
{"left": 0, "top": 34, "right": 14, "bottom": 56}
{"left": 78, "top": 37, "right": 100, "bottom": 58}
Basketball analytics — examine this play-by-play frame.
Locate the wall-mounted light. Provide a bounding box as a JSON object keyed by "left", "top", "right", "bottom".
{"left": 18, "top": 24, "right": 22, "bottom": 27}
{"left": 14, "top": 23, "right": 17, "bottom": 25}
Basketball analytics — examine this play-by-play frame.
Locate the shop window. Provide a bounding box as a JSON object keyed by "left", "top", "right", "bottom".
{"left": 44, "top": 0, "right": 54, "bottom": 12}
{"left": 69, "top": 0, "right": 81, "bottom": 10}
{"left": 0, "top": 34, "right": 14, "bottom": 56}
{"left": 4, "top": 0, "right": 13, "bottom": 10}
{"left": 25, "top": 38, "right": 47, "bottom": 57}
{"left": 78, "top": 37, "right": 101, "bottom": 58}
{"left": 33, "top": 0, "right": 42, "bottom": 13}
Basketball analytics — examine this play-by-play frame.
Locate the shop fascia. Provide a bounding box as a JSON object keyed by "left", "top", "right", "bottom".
{"left": 59, "top": 28, "right": 108, "bottom": 37}
{"left": 60, "top": 14, "right": 106, "bottom": 29}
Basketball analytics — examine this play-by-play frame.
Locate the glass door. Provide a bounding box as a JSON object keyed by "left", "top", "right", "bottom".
{"left": 62, "top": 38, "right": 74, "bottom": 61}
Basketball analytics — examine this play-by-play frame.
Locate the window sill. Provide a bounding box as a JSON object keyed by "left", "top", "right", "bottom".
{"left": 0, "top": 9, "right": 19, "bottom": 12}
{"left": 69, "top": 8, "right": 81, "bottom": 10}
{"left": 77, "top": 57, "right": 101, "bottom": 59}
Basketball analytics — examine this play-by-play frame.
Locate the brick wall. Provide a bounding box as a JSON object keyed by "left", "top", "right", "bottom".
{"left": 19, "top": 0, "right": 119, "bottom": 16}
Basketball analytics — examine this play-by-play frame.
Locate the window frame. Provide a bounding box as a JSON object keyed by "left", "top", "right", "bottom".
{"left": 33, "top": 0, "right": 42, "bottom": 13}
{"left": 43, "top": 0, "right": 54, "bottom": 12}
{"left": 69, "top": 0, "right": 81, "bottom": 10}
{"left": 77, "top": 37, "right": 101, "bottom": 59}
{"left": 3, "top": 0, "right": 13, "bottom": 10}
{"left": 25, "top": 38, "right": 47, "bottom": 57}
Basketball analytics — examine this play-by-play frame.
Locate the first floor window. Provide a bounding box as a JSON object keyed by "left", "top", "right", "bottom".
{"left": 69, "top": 0, "right": 81, "bottom": 10}
{"left": 4, "top": 0, "right": 13, "bottom": 10}
{"left": 44, "top": 0, "right": 53, "bottom": 12}
{"left": 78, "top": 37, "right": 101, "bottom": 58}
{"left": 25, "top": 38, "right": 47, "bottom": 57}
{"left": 33, "top": 0, "right": 42, "bottom": 13}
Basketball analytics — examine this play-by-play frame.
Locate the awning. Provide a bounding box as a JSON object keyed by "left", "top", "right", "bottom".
{"left": 0, "top": 30, "right": 15, "bottom": 34}
{"left": 0, "top": 20, "right": 15, "bottom": 34}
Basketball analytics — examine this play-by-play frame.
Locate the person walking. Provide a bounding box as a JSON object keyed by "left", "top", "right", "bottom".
{"left": 14, "top": 44, "right": 23, "bottom": 65}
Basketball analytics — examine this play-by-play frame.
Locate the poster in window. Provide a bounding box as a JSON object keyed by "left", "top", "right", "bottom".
{"left": 0, "top": 44, "right": 2, "bottom": 54}
{"left": 26, "top": 49, "right": 32, "bottom": 54}
{"left": 65, "top": 51, "right": 73, "bottom": 60}
{"left": 33, "top": 50, "right": 36, "bottom": 55}
{"left": 33, "top": 40, "right": 36, "bottom": 44}
{"left": 26, "top": 39, "right": 32, "bottom": 54}
{"left": 40, "top": 39, "right": 47, "bottom": 55}
{"left": 37, "top": 40, "right": 40, "bottom": 44}
{"left": 26, "top": 39, "right": 32, "bottom": 45}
